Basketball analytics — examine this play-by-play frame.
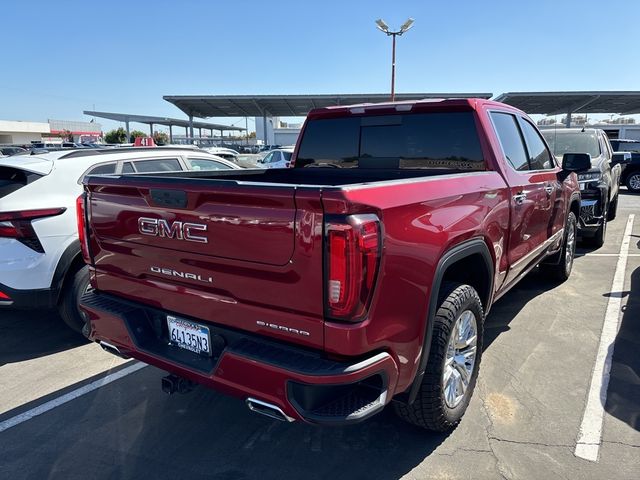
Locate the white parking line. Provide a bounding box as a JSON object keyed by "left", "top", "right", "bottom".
{"left": 0, "top": 362, "right": 146, "bottom": 434}
{"left": 575, "top": 214, "right": 635, "bottom": 462}
{"left": 576, "top": 253, "right": 640, "bottom": 257}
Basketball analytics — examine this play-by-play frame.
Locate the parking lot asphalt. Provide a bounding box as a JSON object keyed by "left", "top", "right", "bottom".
{"left": 1, "top": 191, "right": 639, "bottom": 480}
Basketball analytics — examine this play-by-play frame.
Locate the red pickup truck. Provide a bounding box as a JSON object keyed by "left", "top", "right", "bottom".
{"left": 78, "top": 98, "right": 585, "bottom": 431}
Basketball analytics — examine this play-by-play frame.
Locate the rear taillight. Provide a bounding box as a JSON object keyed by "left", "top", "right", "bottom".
{"left": 76, "top": 194, "right": 91, "bottom": 263}
{"left": 325, "top": 214, "right": 382, "bottom": 321}
{"left": 0, "top": 208, "right": 66, "bottom": 253}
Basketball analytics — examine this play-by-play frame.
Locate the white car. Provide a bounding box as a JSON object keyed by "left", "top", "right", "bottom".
{"left": 0, "top": 147, "right": 239, "bottom": 333}
{"left": 205, "top": 147, "right": 239, "bottom": 162}
{"left": 259, "top": 147, "right": 294, "bottom": 169}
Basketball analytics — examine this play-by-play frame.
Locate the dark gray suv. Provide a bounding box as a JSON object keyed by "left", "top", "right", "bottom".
{"left": 542, "top": 128, "right": 622, "bottom": 247}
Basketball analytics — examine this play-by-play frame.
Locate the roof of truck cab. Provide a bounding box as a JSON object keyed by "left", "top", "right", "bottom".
{"left": 306, "top": 98, "right": 524, "bottom": 118}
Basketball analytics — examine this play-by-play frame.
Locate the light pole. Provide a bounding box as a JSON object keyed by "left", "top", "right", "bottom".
{"left": 375, "top": 18, "right": 414, "bottom": 101}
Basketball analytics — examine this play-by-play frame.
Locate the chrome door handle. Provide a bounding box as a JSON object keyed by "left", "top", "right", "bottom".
{"left": 545, "top": 185, "right": 554, "bottom": 195}
{"left": 513, "top": 193, "right": 527, "bottom": 205}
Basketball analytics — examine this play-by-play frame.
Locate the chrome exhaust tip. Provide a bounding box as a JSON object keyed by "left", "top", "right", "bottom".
{"left": 246, "top": 397, "right": 295, "bottom": 422}
{"left": 99, "top": 341, "right": 131, "bottom": 360}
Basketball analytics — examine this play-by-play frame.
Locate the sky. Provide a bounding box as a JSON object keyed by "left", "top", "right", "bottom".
{"left": 2, "top": 0, "right": 640, "bottom": 133}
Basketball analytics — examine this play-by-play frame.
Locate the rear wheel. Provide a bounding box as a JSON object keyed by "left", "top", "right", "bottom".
{"left": 541, "top": 211, "right": 577, "bottom": 282}
{"left": 58, "top": 264, "right": 90, "bottom": 335}
{"left": 626, "top": 171, "right": 640, "bottom": 193}
{"left": 394, "top": 282, "right": 483, "bottom": 431}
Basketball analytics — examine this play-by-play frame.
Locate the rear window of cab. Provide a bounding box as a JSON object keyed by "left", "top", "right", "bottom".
{"left": 296, "top": 112, "right": 485, "bottom": 170}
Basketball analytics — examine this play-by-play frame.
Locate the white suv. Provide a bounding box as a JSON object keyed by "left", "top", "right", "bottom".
{"left": 0, "top": 147, "right": 239, "bottom": 333}
{"left": 259, "top": 147, "right": 294, "bottom": 169}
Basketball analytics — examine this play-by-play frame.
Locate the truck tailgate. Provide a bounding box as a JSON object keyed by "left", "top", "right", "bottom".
{"left": 84, "top": 176, "right": 325, "bottom": 349}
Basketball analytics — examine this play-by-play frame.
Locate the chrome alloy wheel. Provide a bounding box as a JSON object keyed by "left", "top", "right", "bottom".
{"left": 629, "top": 173, "right": 640, "bottom": 191}
{"left": 565, "top": 220, "right": 576, "bottom": 274}
{"left": 443, "top": 310, "right": 478, "bottom": 408}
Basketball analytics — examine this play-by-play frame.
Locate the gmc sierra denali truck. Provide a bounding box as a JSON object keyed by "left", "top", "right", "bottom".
{"left": 78, "top": 99, "right": 585, "bottom": 431}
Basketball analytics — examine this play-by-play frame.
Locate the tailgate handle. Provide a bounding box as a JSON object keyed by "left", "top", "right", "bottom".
{"left": 150, "top": 189, "right": 188, "bottom": 208}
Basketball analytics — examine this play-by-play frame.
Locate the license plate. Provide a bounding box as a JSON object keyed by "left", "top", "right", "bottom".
{"left": 167, "top": 315, "right": 211, "bottom": 356}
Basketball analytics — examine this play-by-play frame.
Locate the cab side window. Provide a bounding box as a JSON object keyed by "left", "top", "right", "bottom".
{"left": 489, "top": 112, "right": 529, "bottom": 171}
{"left": 519, "top": 119, "right": 555, "bottom": 170}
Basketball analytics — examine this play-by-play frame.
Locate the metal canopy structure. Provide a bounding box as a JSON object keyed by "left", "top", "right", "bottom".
{"left": 494, "top": 91, "right": 640, "bottom": 117}
{"left": 83, "top": 110, "right": 245, "bottom": 142}
{"left": 162, "top": 93, "right": 493, "bottom": 118}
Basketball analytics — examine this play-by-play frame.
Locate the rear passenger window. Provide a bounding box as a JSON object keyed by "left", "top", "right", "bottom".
{"left": 490, "top": 112, "right": 529, "bottom": 171}
{"left": 132, "top": 158, "right": 181, "bottom": 173}
{"left": 187, "top": 158, "right": 232, "bottom": 170}
{"left": 122, "top": 162, "right": 135, "bottom": 173}
{"left": 87, "top": 163, "right": 116, "bottom": 175}
{"left": 519, "top": 119, "right": 554, "bottom": 169}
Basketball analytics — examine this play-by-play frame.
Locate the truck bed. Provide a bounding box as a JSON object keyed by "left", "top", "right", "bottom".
{"left": 128, "top": 167, "right": 465, "bottom": 187}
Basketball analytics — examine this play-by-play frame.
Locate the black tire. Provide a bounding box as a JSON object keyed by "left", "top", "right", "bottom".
{"left": 541, "top": 211, "right": 577, "bottom": 282}
{"left": 58, "top": 264, "right": 90, "bottom": 334}
{"left": 394, "top": 282, "right": 484, "bottom": 431}
{"left": 587, "top": 201, "right": 608, "bottom": 249}
{"left": 607, "top": 196, "right": 618, "bottom": 221}
{"left": 625, "top": 171, "right": 640, "bottom": 193}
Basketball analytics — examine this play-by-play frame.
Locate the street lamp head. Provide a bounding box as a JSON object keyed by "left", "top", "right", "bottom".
{"left": 375, "top": 18, "right": 389, "bottom": 33}
{"left": 399, "top": 18, "right": 415, "bottom": 33}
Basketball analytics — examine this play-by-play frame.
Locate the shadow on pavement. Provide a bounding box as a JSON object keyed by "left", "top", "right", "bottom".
{"left": 0, "top": 366, "right": 449, "bottom": 480}
{"left": 605, "top": 265, "right": 640, "bottom": 431}
{"left": 0, "top": 308, "right": 86, "bottom": 366}
{"left": 483, "top": 269, "right": 557, "bottom": 349}
{"left": 618, "top": 187, "right": 637, "bottom": 197}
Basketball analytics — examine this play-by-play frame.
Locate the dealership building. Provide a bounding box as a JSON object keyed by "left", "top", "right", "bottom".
{"left": 0, "top": 119, "right": 102, "bottom": 144}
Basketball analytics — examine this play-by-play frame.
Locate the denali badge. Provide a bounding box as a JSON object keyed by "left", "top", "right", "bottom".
{"left": 150, "top": 266, "right": 213, "bottom": 283}
{"left": 138, "top": 217, "right": 208, "bottom": 243}
{"left": 256, "top": 320, "right": 310, "bottom": 337}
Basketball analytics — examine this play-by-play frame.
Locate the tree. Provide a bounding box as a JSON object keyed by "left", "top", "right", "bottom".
{"left": 153, "top": 131, "right": 169, "bottom": 145}
{"left": 60, "top": 129, "right": 73, "bottom": 142}
{"left": 104, "top": 127, "right": 127, "bottom": 144}
{"left": 129, "top": 130, "right": 146, "bottom": 142}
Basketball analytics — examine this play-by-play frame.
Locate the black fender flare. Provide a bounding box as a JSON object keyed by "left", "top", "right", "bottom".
{"left": 51, "top": 239, "right": 82, "bottom": 302}
{"left": 405, "top": 238, "right": 494, "bottom": 404}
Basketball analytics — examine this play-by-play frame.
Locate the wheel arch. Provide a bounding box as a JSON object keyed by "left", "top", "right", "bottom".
{"left": 51, "top": 240, "right": 83, "bottom": 304}
{"left": 403, "top": 238, "right": 494, "bottom": 404}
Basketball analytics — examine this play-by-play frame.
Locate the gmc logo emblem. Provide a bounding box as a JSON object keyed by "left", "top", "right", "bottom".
{"left": 138, "top": 217, "right": 208, "bottom": 243}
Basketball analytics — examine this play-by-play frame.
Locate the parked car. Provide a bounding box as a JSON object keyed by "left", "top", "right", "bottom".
{"left": 258, "top": 147, "right": 294, "bottom": 168}
{"left": 609, "top": 138, "right": 640, "bottom": 193}
{"left": 205, "top": 147, "right": 239, "bottom": 162}
{"left": 0, "top": 146, "right": 27, "bottom": 156}
{"left": 542, "top": 128, "right": 623, "bottom": 247}
{"left": 257, "top": 144, "right": 281, "bottom": 153}
{"left": 79, "top": 98, "right": 585, "bottom": 431}
{"left": 0, "top": 147, "right": 239, "bottom": 333}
